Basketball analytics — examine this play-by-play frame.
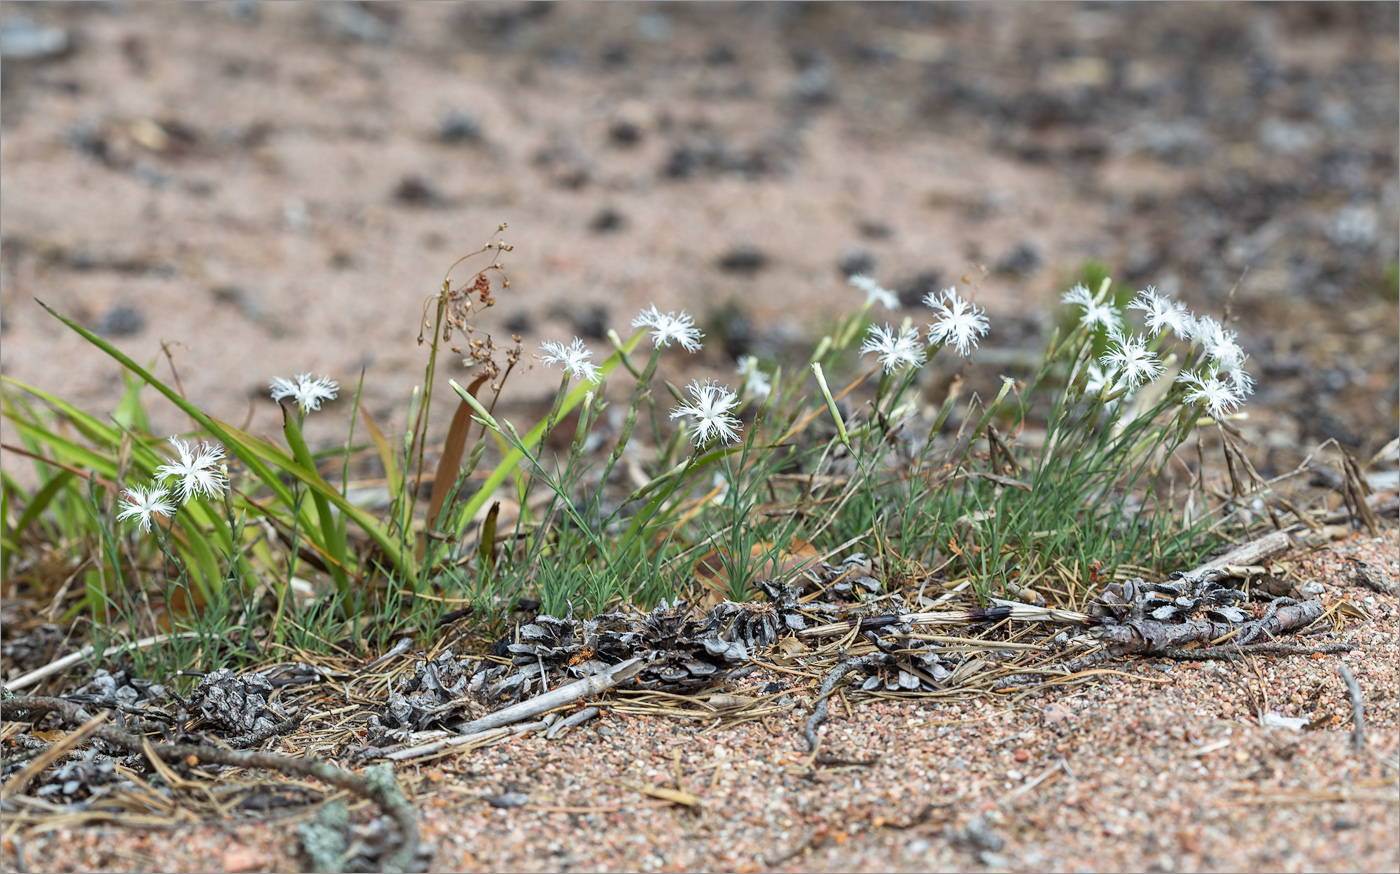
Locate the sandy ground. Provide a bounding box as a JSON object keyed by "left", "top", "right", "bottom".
{"left": 2, "top": 3, "right": 1397, "bottom": 475}
{"left": 1, "top": 3, "right": 1398, "bottom": 872}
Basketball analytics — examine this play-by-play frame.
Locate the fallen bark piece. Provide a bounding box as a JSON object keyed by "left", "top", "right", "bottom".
{"left": 1346, "top": 559, "right": 1399, "bottom": 596}
{"left": 1091, "top": 597, "right": 1325, "bottom": 655}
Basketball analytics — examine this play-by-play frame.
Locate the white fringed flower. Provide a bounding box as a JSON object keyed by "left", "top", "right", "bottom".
{"left": 848, "top": 274, "right": 900, "bottom": 310}
{"left": 1100, "top": 329, "right": 1162, "bottom": 389}
{"left": 540, "top": 337, "right": 601, "bottom": 384}
{"left": 270, "top": 373, "right": 339, "bottom": 413}
{"left": 1128, "top": 286, "right": 1194, "bottom": 341}
{"left": 154, "top": 437, "right": 227, "bottom": 503}
{"left": 1062, "top": 283, "right": 1123, "bottom": 332}
{"left": 116, "top": 484, "right": 176, "bottom": 533}
{"left": 1193, "top": 316, "right": 1239, "bottom": 365}
{"left": 670, "top": 380, "right": 743, "bottom": 447}
{"left": 632, "top": 304, "right": 704, "bottom": 352}
{"left": 1178, "top": 370, "right": 1244, "bottom": 419}
{"left": 924, "top": 287, "right": 989, "bottom": 356}
{"left": 860, "top": 323, "right": 926, "bottom": 373}
{"left": 736, "top": 355, "right": 772, "bottom": 398}
{"left": 1084, "top": 361, "right": 1122, "bottom": 396}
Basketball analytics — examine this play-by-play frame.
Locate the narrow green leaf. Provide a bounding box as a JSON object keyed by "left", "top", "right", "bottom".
{"left": 35, "top": 302, "right": 415, "bottom": 584}
{"left": 448, "top": 328, "right": 646, "bottom": 537}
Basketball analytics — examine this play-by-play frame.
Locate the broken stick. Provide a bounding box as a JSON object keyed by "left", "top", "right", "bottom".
{"left": 1337, "top": 664, "right": 1367, "bottom": 755}
{"left": 454, "top": 657, "right": 646, "bottom": 736}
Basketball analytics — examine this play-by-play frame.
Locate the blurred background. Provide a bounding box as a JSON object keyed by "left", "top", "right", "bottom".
{"left": 2, "top": 1, "right": 1396, "bottom": 481}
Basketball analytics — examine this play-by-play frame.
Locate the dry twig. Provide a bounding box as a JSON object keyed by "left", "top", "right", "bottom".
{"left": 804, "top": 652, "right": 891, "bottom": 753}
{"left": 1336, "top": 665, "right": 1367, "bottom": 755}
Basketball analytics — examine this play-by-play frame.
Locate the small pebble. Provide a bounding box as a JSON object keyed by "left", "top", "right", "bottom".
{"left": 483, "top": 791, "right": 529, "bottom": 809}
{"left": 220, "top": 846, "right": 268, "bottom": 873}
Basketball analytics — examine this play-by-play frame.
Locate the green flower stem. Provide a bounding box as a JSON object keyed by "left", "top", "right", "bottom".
{"left": 568, "top": 391, "right": 595, "bottom": 468}
{"left": 810, "top": 362, "right": 851, "bottom": 449}
{"left": 966, "top": 377, "right": 1017, "bottom": 448}
{"left": 280, "top": 407, "right": 351, "bottom": 594}
{"left": 540, "top": 373, "right": 572, "bottom": 440}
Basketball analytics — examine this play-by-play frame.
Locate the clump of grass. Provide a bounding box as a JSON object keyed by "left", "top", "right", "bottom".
{"left": 0, "top": 231, "right": 1262, "bottom": 684}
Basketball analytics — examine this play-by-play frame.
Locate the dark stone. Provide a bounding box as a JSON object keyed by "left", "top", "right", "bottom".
{"left": 392, "top": 175, "right": 443, "bottom": 207}
{"left": 993, "top": 242, "right": 1042, "bottom": 277}
{"left": 94, "top": 304, "right": 145, "bottom": 337}
{"left": 484, "top": 791, "right": 529, "bottom": 809}
{"left": 571, "top": 303, "right": 609, "bottom": 340}
{"left": 704, "top": 43, "right": 736, "bottom": 66}
{"left": 717, "top": 247, "right": 768, "bottom": 274}
{"left": 589, "top": 208, "right": 626, "bottom": 233}
{"left": 663, "top": 144, "right": 706, "bottom": 180}
{"left": 532, "top": 146, "right": 590, "bottom": 189}
{"left": 438, "top": 112, "right": 481, "bottom": 144}
{"left": 601, "top": 43, "right": 631, "bottom": 68}
{"left": 68, "top": 123, "right": 115, "bottom": 166}
{"left": 608, "top": 119, "right": 644, "bottom": 147}
{"left": 709, "top": 301, "right": 755, "bottom": 360}
{"left": 793, "top": 61, "right": 834, "bottom": 105}
{"left": 897, "top": 270, "right": 944, "bottom": 308}
{"left": 839, "top": 249, "right": 877, "bottom": 277}
{"left": 504, "top": 310, "right": 533, "bottom": 335}
{"left": 857, "top": 220, "right": 893, "bottom": 240}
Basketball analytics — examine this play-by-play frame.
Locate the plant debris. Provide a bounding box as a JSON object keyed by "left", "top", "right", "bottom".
{"left": 0, "top": 534, "right": 1390, "bottom": 871}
